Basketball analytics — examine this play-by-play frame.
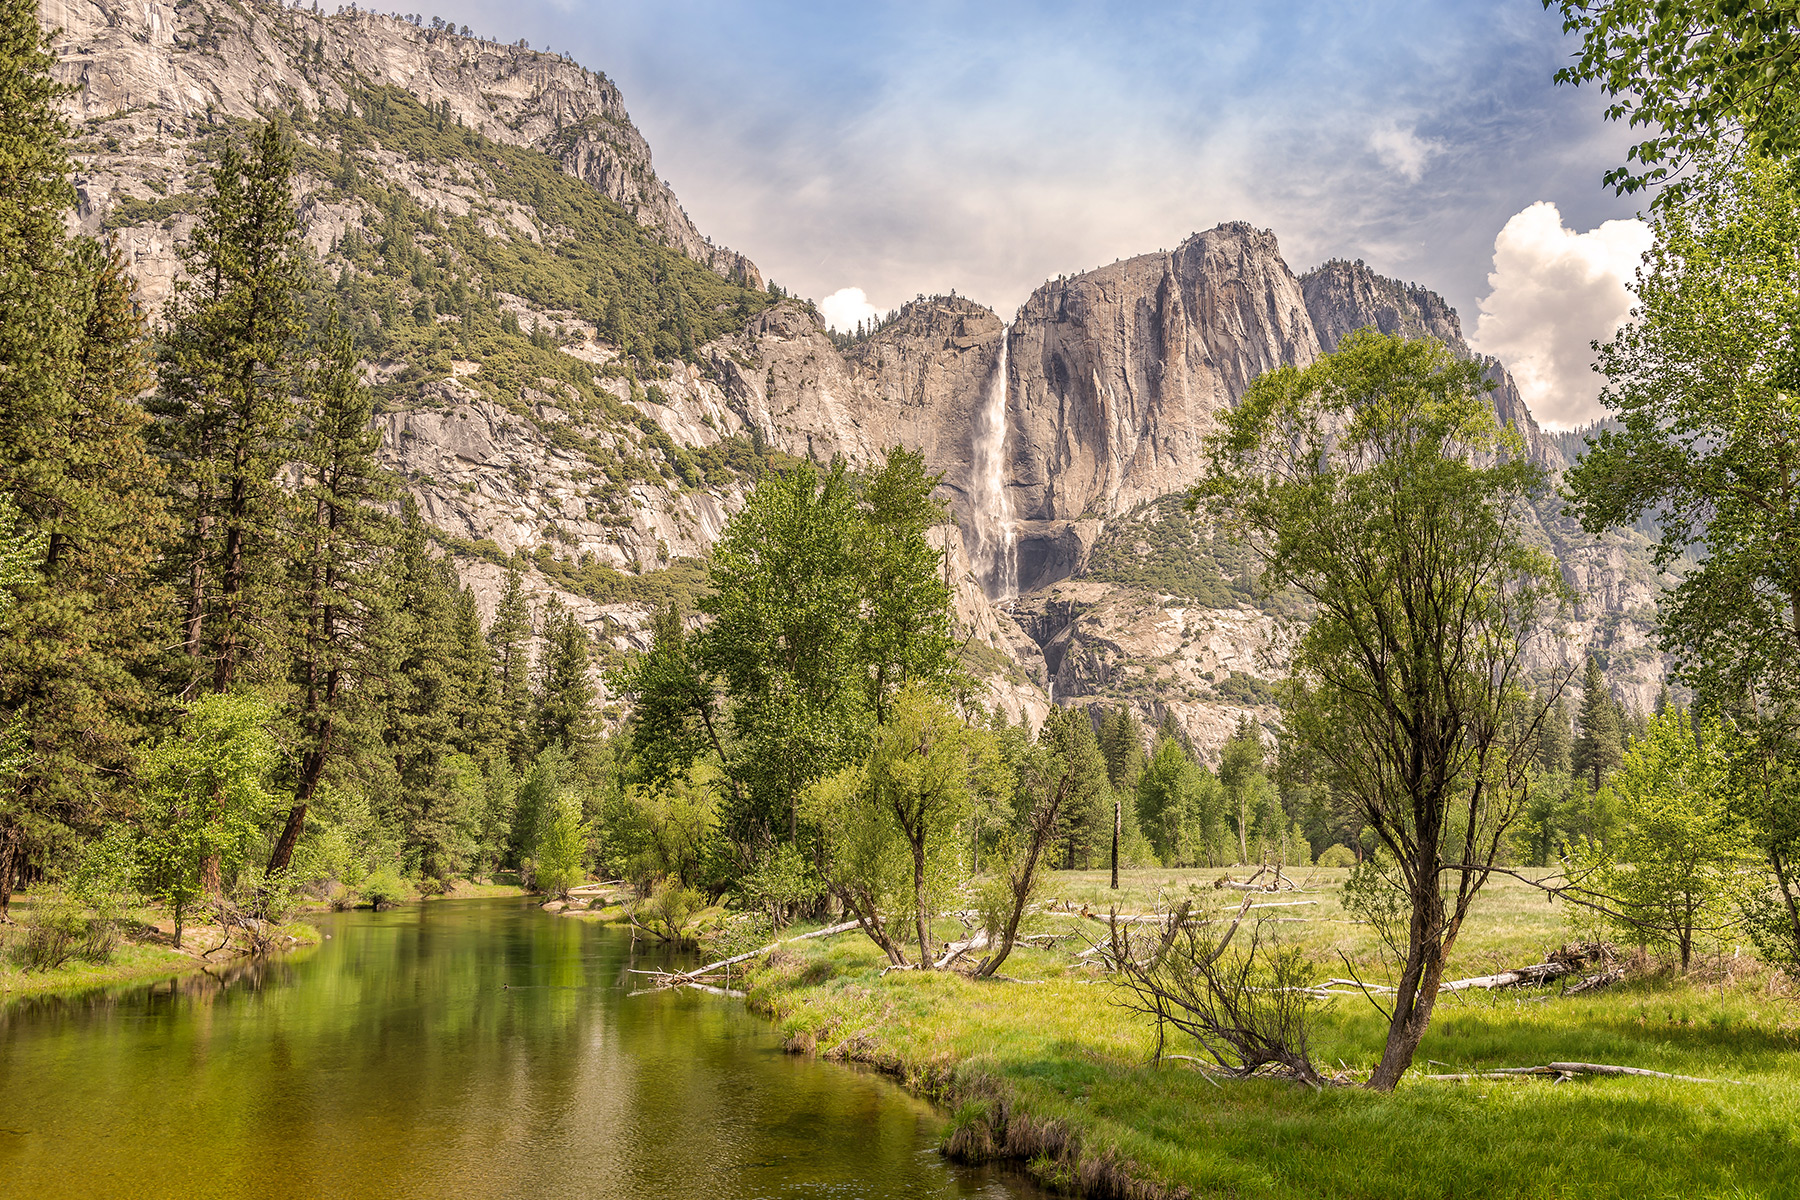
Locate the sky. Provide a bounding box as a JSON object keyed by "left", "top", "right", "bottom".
{"left": 420, "top": 0, "right": 1654, "bottom": 426}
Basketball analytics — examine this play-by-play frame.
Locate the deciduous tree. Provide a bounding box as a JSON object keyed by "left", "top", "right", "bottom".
{"left": 1199, "top": 329, "right": 1568, "bottom": 1091}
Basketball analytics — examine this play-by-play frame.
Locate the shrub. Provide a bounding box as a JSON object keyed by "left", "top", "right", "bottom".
{"left": 359, "top": 865, "right": 408, "bottom": 909}
{"left": 1317, "top": 844, "right": 1357, "bottom": 869}
{"left": 637, "top": 874, "right": 704, "bottom": 946}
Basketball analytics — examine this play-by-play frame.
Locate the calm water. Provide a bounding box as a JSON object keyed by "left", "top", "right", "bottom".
{"left": 0, "top": 898, "right": 1032, "bottom": 1200}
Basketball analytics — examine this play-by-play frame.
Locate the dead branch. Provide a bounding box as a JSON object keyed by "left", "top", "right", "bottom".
{"left": 644, "top": 919, "right": 861, "bottom": 988}
{"left": 1101, "top": 905, "right": 1325, "bottom": 1087}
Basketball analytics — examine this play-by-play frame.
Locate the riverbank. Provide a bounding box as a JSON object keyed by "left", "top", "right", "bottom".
{"left": 740, "top": 868, "right": 1800, "bottom": 1200}
{"left": 0, "top": 894, "right": 325, "bottom": 1002}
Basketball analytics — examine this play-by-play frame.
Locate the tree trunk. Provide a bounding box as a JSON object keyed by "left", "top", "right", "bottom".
{"left": 213, "top": 460, "right": 248, "bottom": 693}
{"left": 1238, "top": 798, "right": 1248, "bottom": 865}
{"left": 1771, "top": 848, "right": 1800, "bottom": 958}
{"left": 267, "top": 804, "right": 308, "bottom": 878}
{"left": 913, "top": 836, "right": 932, "bottom": 969}
{"left": 1367, "top": 878, "right": 1452, "bottom": 1091}
{"left": 1111, "top": 795, "right": 1121, "bottom": 889}
{"left": 0, "top": 833, "right": 14, "bottom": 921}
{"left": 185, "top": 499, "right": 210, "bottom": 661}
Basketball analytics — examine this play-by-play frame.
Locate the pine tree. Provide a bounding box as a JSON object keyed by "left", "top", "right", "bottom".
{"left": 448, "top": 585, "right": 502, "bottom": 756}
{"left": 1573, "top": 655, "right": 1625, "bottom": 791}
{"left": 533, "top": 596, "right": 593, "bottom": 751}
{"left": 487, "top": 564, "right": 534, "bottom": 765}
{"left": 382, "top": 498, "right": 462, "bottom": 881}
{"left": 267, "top": 314, "right": 395, "bottom": 877}
{"left": 152, "top": 120, "right": 307, "bottom": 695}
{"left": 1096, "top": 706, "right": 1145, "bottom": 888}
{"left": 0, "top": 3, "right": 167, "bottom": 913}
{"left": 1537, "top": 694, "right": 1574, "bottom": 775}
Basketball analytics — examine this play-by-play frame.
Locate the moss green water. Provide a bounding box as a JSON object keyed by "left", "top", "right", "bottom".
{"left": 0, "top": 898, "right": 1032, "bottom": 1199}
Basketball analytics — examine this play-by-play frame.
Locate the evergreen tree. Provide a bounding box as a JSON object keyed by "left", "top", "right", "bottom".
{"left": 1044, "top": 708, "right": 1111, "bottom": 869}
{"left": 0, "top": 4, "right": 167, "bottom": 913}
{"left": 852, "top": 448, "right": 961, "bottom": 724}
{"left": 533, "top": 596, "right": 593, "bottom": 751}
{"left": 617, "top": 601, "right": 712, "bottom": 784}
{"left": 1538, "top": 694, "right": 1574, "bottom": 776}
{"left": 1136, "top": 734, "right": 1226, "bottom": 866}
{"left": 1218, "top": 715, "right": 1267, "bottom": 864}
{"left": 511, "top": 742, "right": 569, "bottom": 870}
{"left": 488, "top": 563, "right": 534, "bottom": 765}
{"left": 1573, "top": 655, "right": 1625, "bottom": 791}
{"left": 152, "top": 120, "right": 307, "bottom": 695}
{"left": 382, "top": 498, "right": 462, "bottom": 881}
{"left": 1098, "top": 706, "right": 1146, "bottom": 792}
{"left": 448, "top": 585, "right": 502, "bottom": 756}
{"left": 1096, "top": 706, "right": 1146, "bottom": 887}
{"left": 267, "top": 315, "right": 395, "bottom": 877}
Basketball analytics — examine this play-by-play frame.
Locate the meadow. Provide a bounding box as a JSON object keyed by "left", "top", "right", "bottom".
{"left": 743, "top": 867, "right": 1800, "bottom": 1200}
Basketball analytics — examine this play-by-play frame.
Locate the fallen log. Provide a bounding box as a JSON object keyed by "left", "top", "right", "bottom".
{"left": 1221, "top": 900, "right": 1318, "bottom": 911}
{"left": 645, "top": 919, "right": 862, "bottom": 988}
{"left": 1419, "top": 1062, "right": 1743, "bottom": 1085}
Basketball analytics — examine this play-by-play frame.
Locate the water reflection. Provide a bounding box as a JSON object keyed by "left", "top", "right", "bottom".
{"left": 0, "top": 899, "right": 1032, "bottom": 1199}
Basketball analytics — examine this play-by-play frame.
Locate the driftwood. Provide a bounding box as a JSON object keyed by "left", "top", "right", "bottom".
{"left": 643, "top": 919, "right": 862, "bottom": 988}
{"left": 1420, "top": 1062, "right": 1744, "bottom": 1085}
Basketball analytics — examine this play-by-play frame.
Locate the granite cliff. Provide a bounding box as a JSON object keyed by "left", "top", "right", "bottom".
{"left": 41, "top": 0, "right": 1668, "bottom": 752}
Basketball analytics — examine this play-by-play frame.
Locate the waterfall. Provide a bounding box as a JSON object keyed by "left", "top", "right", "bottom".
{"left": 970, "top": 326, "right": 1017, "bottom": 601}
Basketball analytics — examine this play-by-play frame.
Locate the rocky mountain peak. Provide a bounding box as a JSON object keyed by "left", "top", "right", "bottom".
{"left": 1300, "top": 258, "right": 1465, "bottom": 353}
{"left": 44, "top": 0, "right": 759, "bottom": 293}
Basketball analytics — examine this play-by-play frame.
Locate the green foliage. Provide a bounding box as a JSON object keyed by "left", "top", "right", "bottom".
{"left": 533, "top": 596, "right": 593, "bottom": 751}
{"left": 1545, "top": 1, "right": 1800, "bottom": 197}
{"left": 1342, "top": 852, "right": 1410, "bottom": 966}
{"left": 152, "top": 120, "right": 309, "bottom": 695}
{"left": 1316, "top": 844, "right": 1357, "bottom": 869}
{"left": 1572, "top": 655, "right": 1626, "bottom": 790}
{"left": 1563, "top": 156, "right": 1800, "bottom": 971}
{"left": 534, "top": 791, "right": 587, "bottom": 899}
{"left": 807, "top": 689, "right": 1001, "bottom": 966}
{"left": 1578, "top": 710, "right": 1756, "bottom": 970}
{"left": 1199, "top": 328, "right": 1567, "bottom": 1089}
{"left": 636, "top": 873, "right": 705, "bottom": 945}
{"left": 740, "top": 841, "right": 822, "bottom": 930}
{"left": 292, "top": 83, "right": 768, "bottom": 402}
{"left": 605, "top": 764, "right": 722, "bottom": 892}
{"left": 621, "top": 449, "right": 964, "bottom": 846}
{"left": 136, "top": 693, "right": 280, "bottom": 946}
{"left": 1135, "top": 734, "right": 1228, "bottom": 867}
{"left": 1566, "top": 158, "right": 1800, "bottom": 720}
{"left": 0, "top": 7, "right": 166, "bottom": 901}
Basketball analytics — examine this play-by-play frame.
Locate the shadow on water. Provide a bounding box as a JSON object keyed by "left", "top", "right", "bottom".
{"left": 0, "top": 898, "right": 1041, "bottom": 1200}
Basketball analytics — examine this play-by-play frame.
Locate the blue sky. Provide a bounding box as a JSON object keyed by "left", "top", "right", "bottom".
{"left": 426, "top": 0, "right": 1649, "bottom": 424}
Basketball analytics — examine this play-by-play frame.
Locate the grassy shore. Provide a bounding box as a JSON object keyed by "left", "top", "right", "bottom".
{"left": 0, "top": 893, "right": 327, "bottom": 1003}
{"left": 741, "top": 867, "right": 1800, "bottom": 1200}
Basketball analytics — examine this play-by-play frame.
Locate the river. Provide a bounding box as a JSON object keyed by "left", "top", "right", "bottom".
{"left": 0, "top": 898, "right": 1035, "bottom": 1199}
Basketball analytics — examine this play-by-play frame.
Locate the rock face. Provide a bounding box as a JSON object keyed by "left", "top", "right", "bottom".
{"left": 43, "top": 0, "right": 1670, "bottom": 749}
{"left": 1006, "top": 224, "right": 1321, "bottom": 525}
{"left": 43, "top": 0, "right": 759, "bottom": 296}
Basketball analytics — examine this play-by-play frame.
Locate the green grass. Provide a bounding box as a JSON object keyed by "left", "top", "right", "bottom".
{"left": 742, "top": 868, "right": 1800, "bottom": 1199}
{"left": 1, "top": 895, "right": 325, "bottom": 1003}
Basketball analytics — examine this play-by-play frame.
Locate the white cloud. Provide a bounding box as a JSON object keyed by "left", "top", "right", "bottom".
{"left": 818, "top": 286, "right": 879, "bottom": 333}
{"left": 1368, "top": 122, "right": 1443, "bottom": 183}
{"left": 1468, "top": 202, "right": 1651, "bottom": 428}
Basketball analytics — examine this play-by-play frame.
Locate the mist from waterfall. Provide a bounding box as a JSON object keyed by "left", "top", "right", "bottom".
{"left": 970, "top": 325, "right": 1017, "bottom": 601}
